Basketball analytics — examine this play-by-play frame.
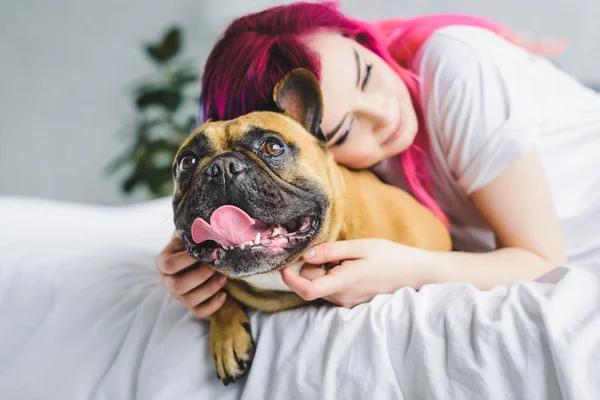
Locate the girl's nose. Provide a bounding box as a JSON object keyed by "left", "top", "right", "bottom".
{"left": 356, "top": 91, "right": 398, "bottom": 131}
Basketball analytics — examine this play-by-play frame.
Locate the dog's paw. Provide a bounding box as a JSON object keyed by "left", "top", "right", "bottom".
{"left": 211, "top": 321, "right": 255, "bottom": 385}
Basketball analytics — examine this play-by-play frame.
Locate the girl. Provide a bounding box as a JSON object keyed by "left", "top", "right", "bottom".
{"left": 156, "top": 2, "right": 600, "bottom": 316}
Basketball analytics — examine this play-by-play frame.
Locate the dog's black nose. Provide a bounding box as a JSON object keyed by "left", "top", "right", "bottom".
{"left": 206, "top": 153, "right": 248, "bottom": 180}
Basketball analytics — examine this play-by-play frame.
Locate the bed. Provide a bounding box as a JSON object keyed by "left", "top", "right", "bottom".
{"left": 0, "top": 195, "right": 598, "bottom": 399}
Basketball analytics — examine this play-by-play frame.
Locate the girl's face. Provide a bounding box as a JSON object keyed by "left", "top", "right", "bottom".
{"left": 302, "top": 31, "right": 418, "bottom": 169}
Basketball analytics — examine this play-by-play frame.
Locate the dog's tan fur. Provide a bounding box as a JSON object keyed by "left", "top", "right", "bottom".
{"left": 173, "top": 70, "right": 451, "bottom": 384}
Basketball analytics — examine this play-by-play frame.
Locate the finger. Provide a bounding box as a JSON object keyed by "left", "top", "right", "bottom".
{"left": 321, "top": 294, "right": 354, "bottom": 308}
{"left": 303, "top": 240, "right": 367, "bottom": 264}
{"left": 192, "top": 292, "right": 227, "bottom": 319}
{"left": 179, "top": 274, "right": 227, "bottom": 309}
{"left": 299, "top": 265, "right": 326, "bottom": 281}
{"left": 333, "top": 298, "right": 359, "bottom": 309}
{"left": 157, "top": 250, "right": 200, "bottom": 275}
{"left": 162, "top": 231, "right": 188, "bottom": 254}
{"left": 167, "top": 232, "right": 187, "bottom": 252}
{"left": 281, "top": 266, "right": 350, "bottom": 301}
{"left": 162, "top": 266, "right": 219, "bottom": 295}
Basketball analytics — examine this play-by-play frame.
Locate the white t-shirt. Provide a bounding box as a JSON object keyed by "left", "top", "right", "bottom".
{"left": 373, "top": 26, "right": 600, "bottom": 264}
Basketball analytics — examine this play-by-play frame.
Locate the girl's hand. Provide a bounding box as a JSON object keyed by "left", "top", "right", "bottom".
{"left": 281, "top": 239, "right": 429, "bottom": 308}
{"left": 155, "top": 234, "right": 228, "bottom": 318}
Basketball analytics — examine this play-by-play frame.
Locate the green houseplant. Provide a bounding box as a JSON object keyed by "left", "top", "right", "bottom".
{"left": 107, "top": 26, "right": 199, "bottom": 198}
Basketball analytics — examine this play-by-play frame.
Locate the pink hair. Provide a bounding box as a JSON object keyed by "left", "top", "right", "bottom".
{"left": 200, "top": 1, "right": 562, "bottom": 230}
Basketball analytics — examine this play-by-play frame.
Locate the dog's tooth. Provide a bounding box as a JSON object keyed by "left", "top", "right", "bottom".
{"left": 273, "top": 227, "right": 281, "bottom": 236}
{"left": 255, "top": 233, "right": 261, "bottom": 245}
{"left": 240, "top": 244, "right": 246, "bottom": 250}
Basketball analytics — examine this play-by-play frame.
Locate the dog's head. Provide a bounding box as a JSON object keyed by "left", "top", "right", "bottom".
{"left": 172, "top": 69, "right": 342, "bottom": 278}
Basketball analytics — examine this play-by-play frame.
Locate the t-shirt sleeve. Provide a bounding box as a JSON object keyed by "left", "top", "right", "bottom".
{"left": 418, "top": 27, "right": 540, "bottom": 195}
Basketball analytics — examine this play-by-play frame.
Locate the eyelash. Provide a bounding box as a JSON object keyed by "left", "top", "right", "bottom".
{"left": 332, "top": 119, "right": 353, "bottom": 147}
{"left": 361, "top": 62, "right": 372, "bottom": 91}
{"left": 334, "top": 130, "right": 350, "bottom": 147}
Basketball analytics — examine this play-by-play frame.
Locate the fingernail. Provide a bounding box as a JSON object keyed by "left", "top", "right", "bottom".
{"left": 218, "top": 293, "right": 226, "bottom": 302}
{"left": 217, "top": 275, "right": 227, "bottom": 285}
{"left": 305, "top": 248, "right": 316, "bottom": 259}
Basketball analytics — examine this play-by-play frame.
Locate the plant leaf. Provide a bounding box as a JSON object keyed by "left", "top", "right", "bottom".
{"left": 170, "top": 70, "right": 198, "bottom": 89}
{"left": 122, "top": 173, "right": 141, "bottom": 193}
{"left": 136, "top": 89, "right": 181, "bottom": 111}
{"left": 145, "top": 27, "right": 181, "bottom": 64}
{"left": 148, "top": 166, "right": 174, "bottom": 195}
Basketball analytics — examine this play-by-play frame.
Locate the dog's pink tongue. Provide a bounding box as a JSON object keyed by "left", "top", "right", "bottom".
{"left": 191, "top": 205, "right": 258, "bottom": 247}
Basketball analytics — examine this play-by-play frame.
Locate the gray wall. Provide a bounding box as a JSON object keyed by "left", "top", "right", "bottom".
{"left": 1, "top": 0, "right": 598, "bottom": 205}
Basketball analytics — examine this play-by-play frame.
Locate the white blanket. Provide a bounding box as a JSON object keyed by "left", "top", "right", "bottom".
{"left": 0, "top": 196, "right": 599, "bottom": 400}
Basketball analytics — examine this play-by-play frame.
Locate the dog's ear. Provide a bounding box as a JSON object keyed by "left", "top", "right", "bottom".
{"left": 273, "top": 68, "right": 326, "bottom": 143}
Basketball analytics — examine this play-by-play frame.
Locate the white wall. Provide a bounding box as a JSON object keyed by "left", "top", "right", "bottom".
{"left": 1, "top": 0, "right": 598, "bottom": 205}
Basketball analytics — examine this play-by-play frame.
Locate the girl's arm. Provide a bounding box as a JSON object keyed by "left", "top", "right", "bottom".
{"left": 281, "top": 147, "right": 567, "bottom": 305}
{"left": 426, "top": 145, "right": 567, "bottom": 290}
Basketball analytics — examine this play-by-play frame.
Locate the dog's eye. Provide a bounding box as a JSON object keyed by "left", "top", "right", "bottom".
{"left": 260, "top": 140, "right": 284, "bottom": 157}
{"left": 178, "top": 155, "right": 197, "bottom": 172}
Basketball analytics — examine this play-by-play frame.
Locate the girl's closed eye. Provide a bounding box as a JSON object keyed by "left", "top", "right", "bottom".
{"left": 330, "top": 54, "right": 372, "bottom": 148}
{"left": 331, "top": 119, "right": 353, "bottom": 147}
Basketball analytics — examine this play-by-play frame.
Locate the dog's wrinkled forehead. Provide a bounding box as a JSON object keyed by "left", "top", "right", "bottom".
{"left": 178, "top": 111, "right": 319, "bottom": 154}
